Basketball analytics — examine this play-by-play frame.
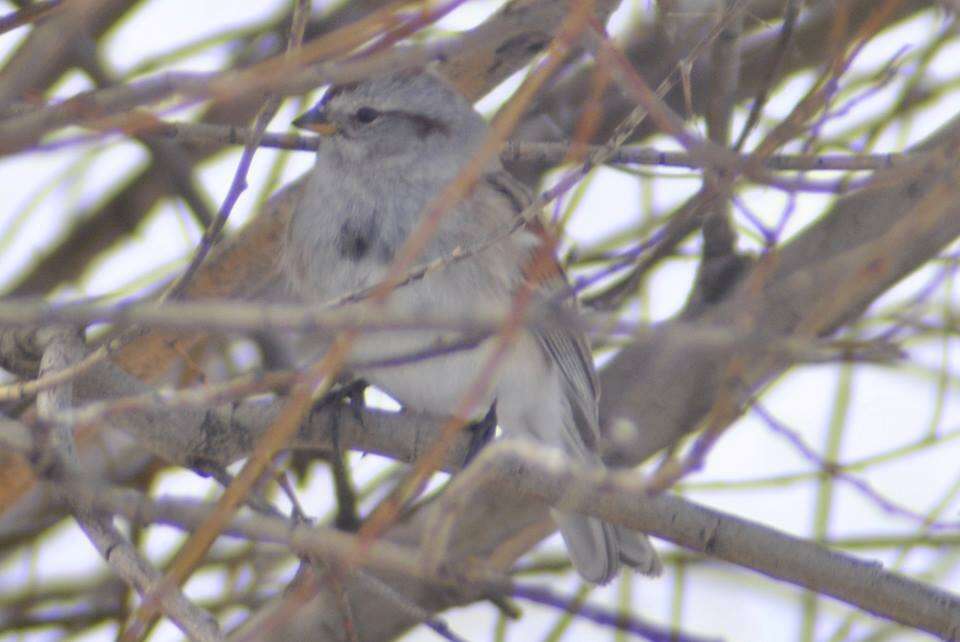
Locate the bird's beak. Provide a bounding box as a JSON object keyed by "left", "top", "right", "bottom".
{"left": 293, "top": 108, "right": 338, "bottom": 135}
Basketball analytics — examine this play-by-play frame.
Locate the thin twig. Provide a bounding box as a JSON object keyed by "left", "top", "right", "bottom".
{"left": 513, "top": 584, "right": 720, "bottom": 642}
{"left": 120, "top": 3, "right": 317, "bottom": 638}
{"left": 31, "top": 118, "right": 913, "bottom": 171}
{"left": 733, "top": 0, "right": 799, "bottom": 151}
{"left": 35, "top": 330, "right": 223, "bottom": 642}
{"left": 0, "top": 0, "right": 63, "bottom": 36}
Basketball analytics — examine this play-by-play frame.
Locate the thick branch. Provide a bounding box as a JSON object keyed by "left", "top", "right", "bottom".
{"left": 601, "top": 115, "right": 960, "bottom": 464}
{"left": 34, "top": 331, "right": 222, "bottom": 642}
{"left": 448, "top": 443, "right": 960, "bottom": 639}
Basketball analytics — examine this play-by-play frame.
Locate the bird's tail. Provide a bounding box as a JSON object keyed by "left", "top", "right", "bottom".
{"left": 496, "top": 335, "right": 662, "bottom": 584}
{"left": 552, "top": 510, "right": 662, "bottom": 584}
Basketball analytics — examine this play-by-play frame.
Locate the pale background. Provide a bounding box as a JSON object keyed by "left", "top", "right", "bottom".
{"left": 1, "top": 2, "right": 958, "bottom": 641}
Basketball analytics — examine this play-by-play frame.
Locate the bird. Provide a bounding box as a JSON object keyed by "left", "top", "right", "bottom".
{"left": 282, "top": 69, "right": 661, "bottom": 584}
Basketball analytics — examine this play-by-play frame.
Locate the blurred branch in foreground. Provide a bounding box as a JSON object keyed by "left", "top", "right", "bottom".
{"left": 1, "top": 1, "right": 960, "bottom": 641}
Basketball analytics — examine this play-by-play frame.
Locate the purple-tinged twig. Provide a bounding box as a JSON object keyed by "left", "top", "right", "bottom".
{"left": 751, "top": 400, "right": 960, "bottom": 530}
{"left": 513, "top": 583, "right": 721, "bottom": 642}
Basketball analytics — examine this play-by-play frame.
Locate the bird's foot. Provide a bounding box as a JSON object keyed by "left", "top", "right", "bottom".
{"left": 463, "top": 402, "right": 498, "bottom": 467}
{"left": 312, "top": 378, "right": 368, "bottom": 425}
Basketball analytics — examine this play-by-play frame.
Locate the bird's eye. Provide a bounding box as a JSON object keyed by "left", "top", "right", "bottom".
{"left": 354, "top": 107, "right": 380, "bottom": 124}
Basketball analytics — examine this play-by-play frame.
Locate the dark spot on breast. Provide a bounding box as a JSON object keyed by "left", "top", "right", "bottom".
{"left": 337, "top": 220, "right": 373, "bottom": 260}
{"left": 337, "top": 218, "right": 395, "bottom": 263}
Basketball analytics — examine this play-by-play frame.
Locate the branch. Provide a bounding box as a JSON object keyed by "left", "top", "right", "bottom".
{"left": 1, "top": 2, "right": 952, "bottom": 639}
{"left": 0, "top": 0, "right": 131, "bottom": 106}
{"left": 600, "top": 113, "right": 960, "bottom": 465}
{"left": 34, "top": 330, "right": 222, "bottom": 642}
{"left": 454, "top": 442, "right": 960, "bottom": 639}
{"left": 36, "top": 117, "right": 913, "bottom": 171}
{"left": 0, "top": 325, "right": 941, "bottom": 639}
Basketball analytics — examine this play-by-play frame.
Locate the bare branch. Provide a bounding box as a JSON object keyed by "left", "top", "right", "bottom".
{"left": 34, "top": 330, "right": 222, "bottom": 642}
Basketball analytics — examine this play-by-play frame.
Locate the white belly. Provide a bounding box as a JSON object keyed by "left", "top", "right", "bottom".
{"left": 345, "top": 282, "right": 506, "bottom": 417}
{"left": 359, "top": 337, "right": 497, "bottom": 417}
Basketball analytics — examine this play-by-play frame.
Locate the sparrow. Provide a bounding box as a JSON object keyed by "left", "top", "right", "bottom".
{"left": 282, "top": 70, "right": 661, "bottom": 584}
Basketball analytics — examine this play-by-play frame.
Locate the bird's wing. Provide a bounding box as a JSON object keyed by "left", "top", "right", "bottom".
{"left": 483, "top": 173, "right": 662, "bottom": 582}
{"left": 482, "top": 170, "right": 602, "bottom": 454}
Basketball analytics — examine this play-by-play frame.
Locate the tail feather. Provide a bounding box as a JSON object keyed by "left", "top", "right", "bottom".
{"left": 552, "top": 511, "right": 661, "bottom": 584}
{"left": 552, "top": 510, "right": 618, "bottom": 584}
{"left": 616, "top": 525, "right": 662, "bottom": 577}
{"left": 498, "top": 333, "right": 662, "bottom": 584}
